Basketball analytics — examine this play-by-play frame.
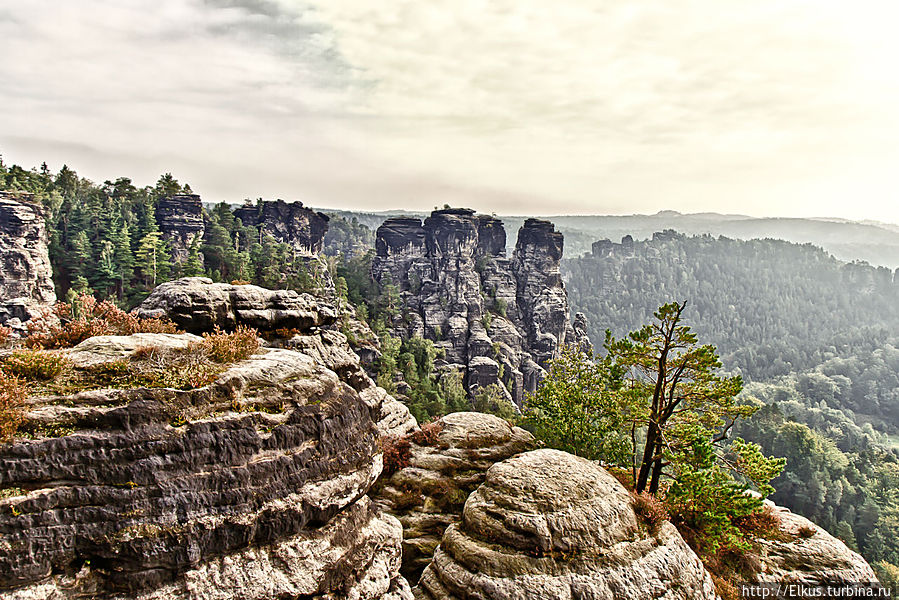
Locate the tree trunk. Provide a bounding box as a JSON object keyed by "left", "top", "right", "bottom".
{"left": 648, "top": 455, "right": 664, "bottom": 495}
{"left": 636, "top": 422, "right": 658, "bottom": 493}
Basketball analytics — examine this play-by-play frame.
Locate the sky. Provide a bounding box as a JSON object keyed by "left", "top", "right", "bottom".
{"left": 1, "top": 0, "right": 898, "bottom": 222}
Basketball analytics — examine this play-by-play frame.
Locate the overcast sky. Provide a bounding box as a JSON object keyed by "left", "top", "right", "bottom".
{"left": 1, "top": 0, "right": 898, "bottom": 222}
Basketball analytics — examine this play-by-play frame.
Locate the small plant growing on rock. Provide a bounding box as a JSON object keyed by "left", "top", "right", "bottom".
{"left": 380, "top": 435, "right": 412, "bottom": 476}
{"left": 0, "top": 326, "right": 12, "bottom": 347}
{"left": 410, "top": 418, "right": 444, "bottom": 446}
{"left": 0, "top": 372, "right": 25, "bottom": 443}
{"left": 199, "top": 325, "right": 260, "bottom": 363}
{"left": 797, "top": 525, "right": 816, "bottom": 539}
{"left": 631, "top": 491, "right": 669, "bottom": 532}
{"left": 2, "top": 350, "right": 68, "bottom": 380}
{"left": 735, "top": 504, "right": 783, "bottom": 540}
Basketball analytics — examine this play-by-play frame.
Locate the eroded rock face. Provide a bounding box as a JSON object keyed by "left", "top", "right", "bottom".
{"left": 234, "top": 199, "right": 330, "bottom": 255}
{"left": 136, "top": 277, "right": 337, "bottom": 333}
{"left": 0, "top": 291, "right": 414, "bottom": 599}
{"left": 371, "top": 209, "right": 585, "bottom": 406}
{"left": 414, "top": 449, "right": 717, "bottom": 600}
{"left": 754, "top": 502, "right": 878, "bottom": 586}
{"left": 0, "top": 192, "right": 56, "bottom": 328}
{"left": 372, "top": 412, "right": 536, "bottom": 583}
{"left": 155, "top": 195, "right": 204, "bottom": 263}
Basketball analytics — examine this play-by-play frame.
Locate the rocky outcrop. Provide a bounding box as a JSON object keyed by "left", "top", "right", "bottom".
{"left": 0, "top": 290, "right": 415, "bottom": 599}
{"left": 372, "top": 412, "right": 536, "bottom": 583}
{"left": 371, "top": 209, "right": 586, "bottom": 406}
{"left": 753, "top": 501, "right": 878, "bottom": 586}
{"left": 155, "top": 195, "right": 204, "bottom": 263}
{"left": 414, "top": 449, "right": 717, "bottom": 600}
{"left": 0, "top": 192, "right": 56, "bottom": 329}
{"left": 234, "top": 199, "right": 329, "bottom": 255}
{"left": 136, "top": 277, "right": 337, "bottom": 334}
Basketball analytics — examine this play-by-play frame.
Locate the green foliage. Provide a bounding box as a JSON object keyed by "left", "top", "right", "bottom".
{"left": 523, "top": 345, "right": 632, "bottom": 463}
{"left": 606, "top": 301, "right": 764, "bottom": 494}
{"left": 527, "top": 304, "right": 785, "bottom": 559}
{"left": 471, "top": 383, "right": 516, "bottom": 420}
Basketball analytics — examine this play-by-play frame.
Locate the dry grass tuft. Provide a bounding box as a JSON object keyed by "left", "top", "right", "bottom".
{"left": 26, "top": 294, "right": 176, "bottom": 349}
{"left": 199, "top": 325, "right": 260, "bottom": 363}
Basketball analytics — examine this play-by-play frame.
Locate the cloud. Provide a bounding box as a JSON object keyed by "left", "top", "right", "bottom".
{"left": 1, "top": 0, "right": 898, "bottom": 221}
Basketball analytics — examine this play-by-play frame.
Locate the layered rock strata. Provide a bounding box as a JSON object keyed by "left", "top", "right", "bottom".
{"left": 414, "top": 449, "right": 717, "bottom": 600}
{"left": 0, "top": 294, "right": 415, "bottom": 599}
{"left": 136, "top": 277, "right": 337, "bottom": 334}
{"left": 234, "top": 199, "right": 329, "bottom": 255}
{"left": 0, "top": 192, "right": 56, "bottom": 328}
{"left": 371, "top": 209, "right": 586, "bottom": 406}
{"left": 372, "top": 412, "right": 536, "bottom": 583}
{"left": 155, "top": 195, "right": 204, "bottom": 263}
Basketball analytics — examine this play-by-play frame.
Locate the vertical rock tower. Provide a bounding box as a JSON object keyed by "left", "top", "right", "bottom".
{"left": 155, "top": 194, "right": 205, "bottom": 263}
{"left": 0, "top": 191, "right": 57, "bottom": 326}
{"left": 371, "top": 208, "right": 585, "bottom": 406}
{"left": 234, "top": 199, "right": 330, "bottom": 255}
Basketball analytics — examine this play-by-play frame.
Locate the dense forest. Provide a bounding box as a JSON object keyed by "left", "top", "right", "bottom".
{"left": 563, "top": 230, "right": 899, "bottom": 578}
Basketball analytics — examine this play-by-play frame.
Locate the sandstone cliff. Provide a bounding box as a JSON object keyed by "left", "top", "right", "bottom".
{"left": 234, "top": 199, "right": 329, "bottom": 256}
{"left": 155, "top": 195, "right": 204, "bottom": 263}
{"left": 371, "top": 209, "right": 586, "bottom": 406}
{"left": 0, "top": 293, "right": 415, "bottom": 599}
{"left": 0, "top": 192, "right": 56, "bottom": 329}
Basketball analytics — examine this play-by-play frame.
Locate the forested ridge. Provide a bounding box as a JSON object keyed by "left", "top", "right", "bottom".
{"left": 564, "top": 230, "right": 899, "bottom": 580}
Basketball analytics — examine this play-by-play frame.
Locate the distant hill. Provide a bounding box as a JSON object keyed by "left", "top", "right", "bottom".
{"left": 317, "top": 208, "right": 899, "bottom": 269}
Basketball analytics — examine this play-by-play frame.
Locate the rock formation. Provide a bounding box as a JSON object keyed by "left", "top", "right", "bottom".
{"left": 0, "top": 291, "right": 415, "bottom": 599}
{"left": 753, "top": 501, "right": 877, "bottom": 586}
{"left": 371, "top": 209, "right": 586, "bottom": 406}
{"left": 136, "top": 277, "right": 337, "bottom": 334}
{"left": 155, "top": 194, "right": 204, "bottom": 263}
{"left": 0, "top": 191, "right": 57, "bottom": 329}
{"left": 234, "top": 199, "right": 330, "bottom": 255}
{"left": 414, "top": 449, "right": 717, "bottom": 600}
{"left": 371, "top": 412, "right": 536, "bottom": 583}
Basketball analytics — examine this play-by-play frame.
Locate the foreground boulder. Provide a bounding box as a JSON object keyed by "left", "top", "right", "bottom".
{"left": 0, "top": 290, "right": 415, "bottom": 599}
{"left": 136, "top": 277, "right": 337, "bottom": 333}
{"left": 0, "top": 191, "right": 56, "bottom": 330}
{"left": 372, "top": 412, "right": 536, "bottom": 583}
{"left": 754, "top": 502, "right": 878, "bottom": 585}
{"left": 414, "top": 449, "right": 717, "bottom": 600}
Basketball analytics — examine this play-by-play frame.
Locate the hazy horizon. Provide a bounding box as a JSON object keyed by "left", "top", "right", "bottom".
{"left": 3, "top": 1, "right": 898, "bottom": 223}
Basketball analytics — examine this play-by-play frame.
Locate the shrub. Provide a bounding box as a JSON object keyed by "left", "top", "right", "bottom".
{"left": 0, "top": 372, "right": 25, "bottom": 443}
{"left": 26, "top": 294, "right": 176, "bottom": 349}
{"left": 380, "top": 435, "right": 412, "bottom": 476}
{"left": 736, "top": 504, "right": 783, "bottom": 539}
{"left": 0, "top": 326, "right": 12, "bottom": 346}
{"left": 410, "top": 419, "right": 444, "bottom": 446}
{"left": 631, "top": 491, "right": 669, "bottom": 532}
{"left": 797, "top": 525, "right": 816, "bottom": 539}
{"left": 230, "top": 279, "right": 252, "bottom": 285}
{"left": 2, "top": 350, "right": 68, "bottom": 380}
{"left": 200, "top": 325, "right": 260, "bottom": 363}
